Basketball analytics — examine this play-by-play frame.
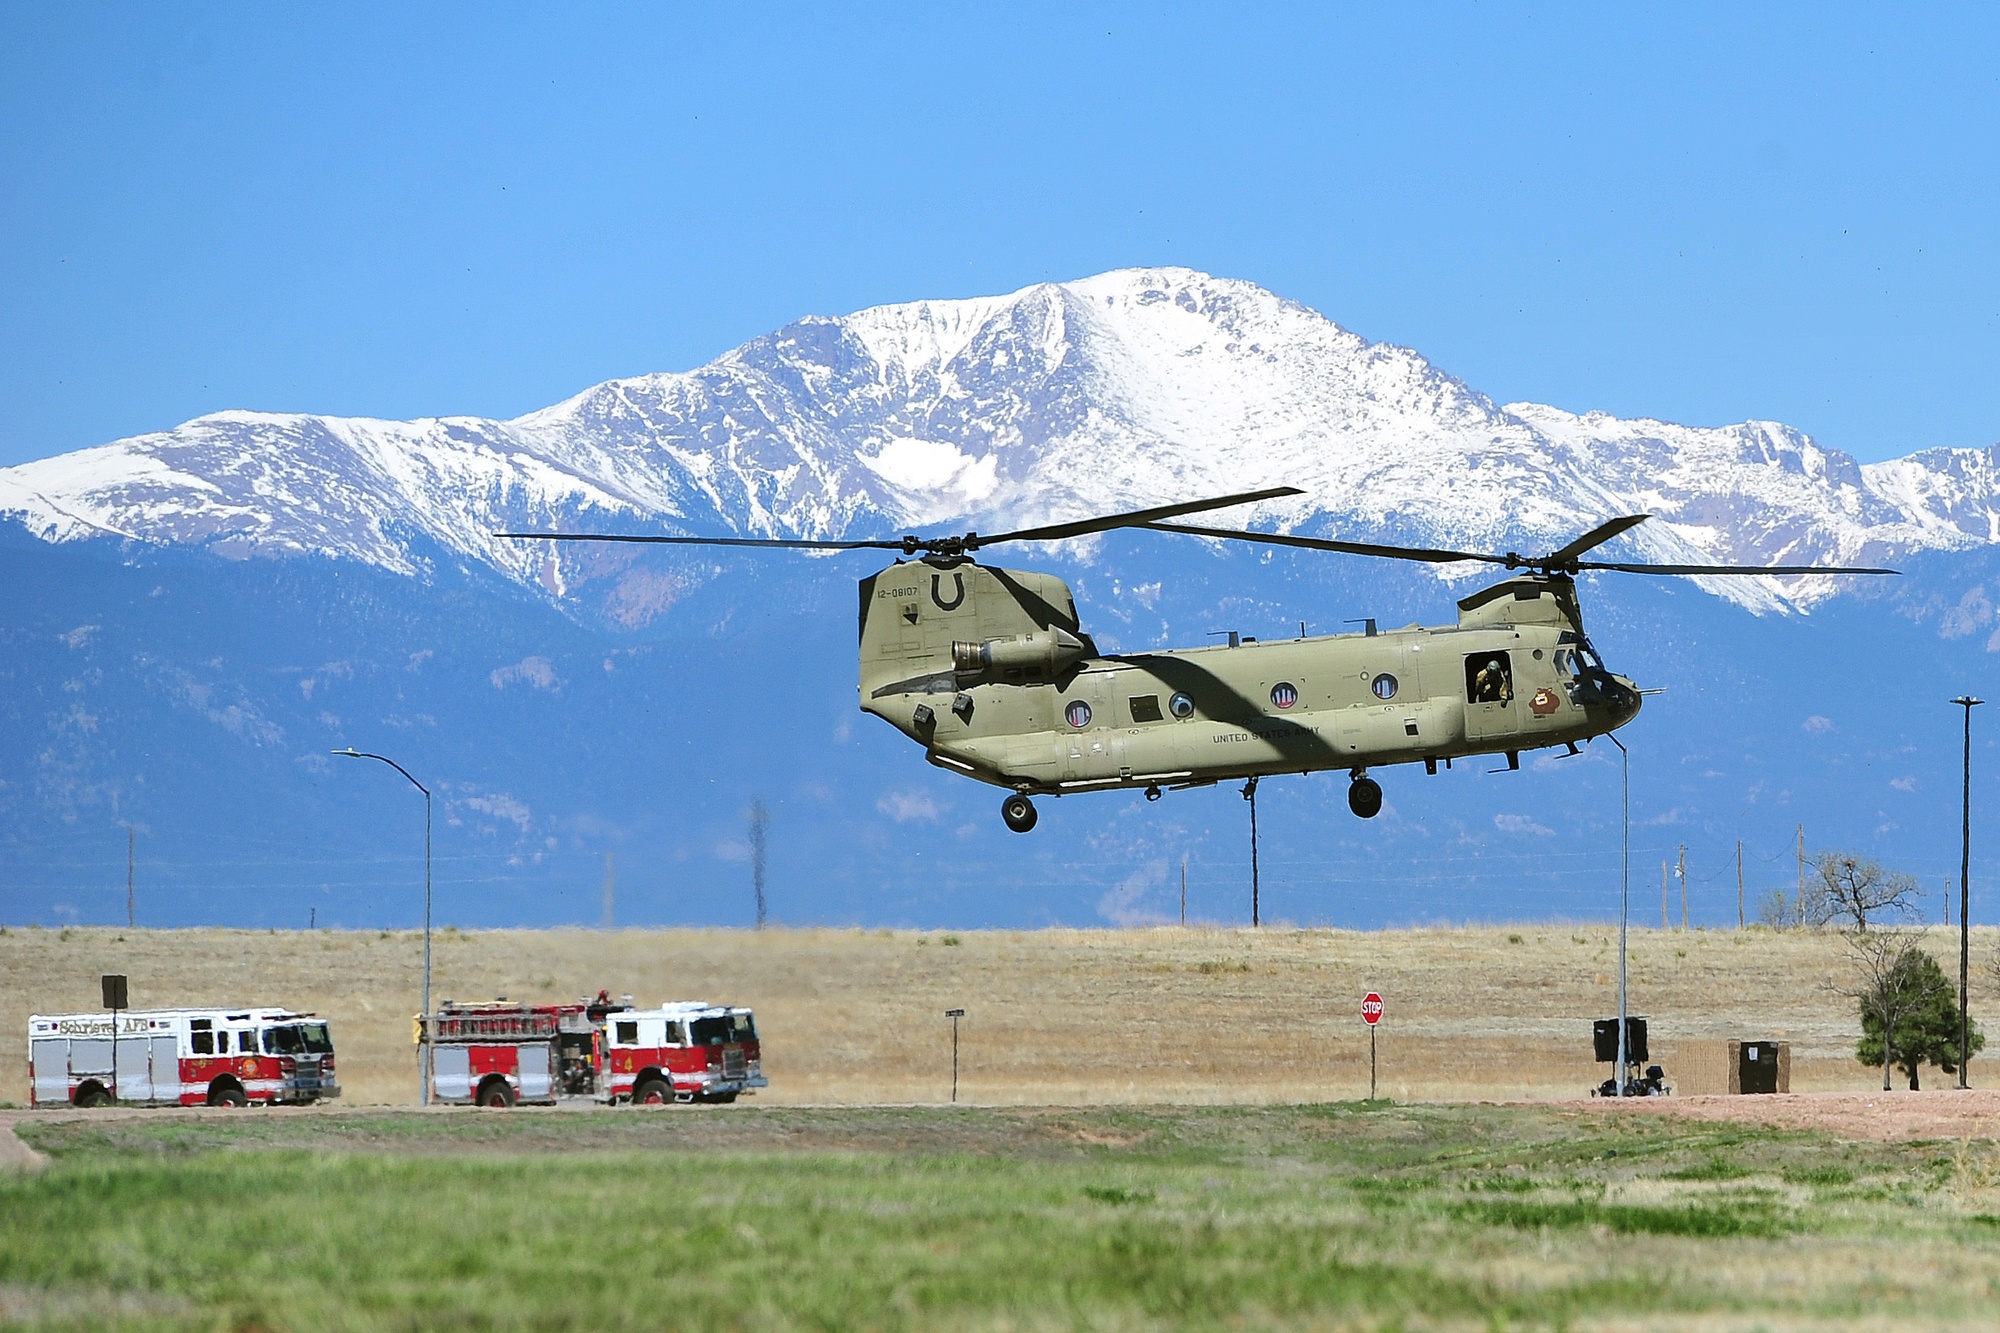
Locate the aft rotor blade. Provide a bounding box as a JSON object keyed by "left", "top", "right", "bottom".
{"left": 1544, "top": 514, "right": 1650, "bottom": 567}
{"left": 494, "top": 532, "right": 907, "bottom": 550}
{"left": 1140, "top": 521, "right": 1512, "bottom": 566}
{"left": 971, "top": 487, "right": 1306, "bottom": 549}
{"left": 1574, "top": 559, "right": 1900, "bottom": 576}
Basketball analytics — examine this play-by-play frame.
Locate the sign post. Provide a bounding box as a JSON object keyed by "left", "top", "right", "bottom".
{"left": 944, "top": 1008, "right": 965, "bottom": 1103}
{"left": 1361, "top": 991, "right": 1383, "bottom": 1100}
{"left": 102, "top": 974, "right": 128, "bottom": 1103}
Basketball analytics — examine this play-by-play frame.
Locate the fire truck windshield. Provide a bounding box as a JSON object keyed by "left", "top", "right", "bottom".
{"left": 690, "top": 1014, "right": 756, "bottom": 1046}
{"left": 262, "top": 1023, "right": 333, "bottom": 1055}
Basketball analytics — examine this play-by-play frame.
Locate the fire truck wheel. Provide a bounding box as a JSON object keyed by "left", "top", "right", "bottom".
{"left": 633, "top": 1076, "right": 672, "bottom": 1106}
{"left": 74, "top": 1082, "right": 112, "bottom": 1108}
{"left": 475, "top": 1078, "right": 517, "bottom": 1109}
{"left": 206, "top": 1081, "right": 249, "bottom": 1108}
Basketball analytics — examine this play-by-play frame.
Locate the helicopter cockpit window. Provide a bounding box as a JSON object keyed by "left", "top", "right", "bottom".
{"left": 1128, "top": 695, "right": 1163, "bottom": 723}
{"left": 1466, "top": 652, "right": 1514, "bottom": 704}
{"left": 1572, "top": 640, "right": 1605, "bottom": 675}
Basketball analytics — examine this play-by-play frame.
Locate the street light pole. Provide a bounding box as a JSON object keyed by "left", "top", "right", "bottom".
{"left": 334, "top": 748, "right": 433, "bottom": 1107}
{"left": 1610, "top": 733, "right": 1629, "bottom": 1097}
{"left": 1954, "top": 697, "right": 1982, "bottom": 1089}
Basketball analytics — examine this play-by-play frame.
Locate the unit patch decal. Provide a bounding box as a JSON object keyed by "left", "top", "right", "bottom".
{"left": 1529, "top": 687, "right": 1561, "bottom": 716}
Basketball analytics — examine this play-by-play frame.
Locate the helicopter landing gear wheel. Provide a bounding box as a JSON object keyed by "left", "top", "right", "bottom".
{"left": 1001, "top": 793, "right": 1039, "bottom": 833}
{"left": 1347, "top": 776, "right": 1383, "bottom": 819}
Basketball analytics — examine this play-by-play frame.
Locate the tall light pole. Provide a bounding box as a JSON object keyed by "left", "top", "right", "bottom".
{"left": 1954, "top": 697, "right": 1982, "bottom": 1089}
{"left": 1610, "top": 733, "right": 1630, "bottom": 1097}
{"left": 334, "top": 748, "right": 433, "bottom": 1106}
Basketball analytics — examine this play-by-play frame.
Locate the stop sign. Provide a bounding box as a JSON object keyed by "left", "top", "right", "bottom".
{"left": 1361, "top": 992, "right": 1383, "bottom": 1025}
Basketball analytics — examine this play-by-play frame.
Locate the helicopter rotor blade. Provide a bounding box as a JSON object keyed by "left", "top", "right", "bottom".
{"left": 492, "top": 532, "right": 908, "bottom": 550}
{"left": 499, "top": 487, "right": 1308, "bottom": 557}
{"left": 1139, "top": 521, "right": 1513, "bottom": 566}
{"left": 1574, "top": 559, "right": 1901, "bottom": 576}
{"left": 1543, "top": 514, "right": 1650, "bottom": 567}
{"left": 969, "top": 487, "right": 1306, "bottom": 549}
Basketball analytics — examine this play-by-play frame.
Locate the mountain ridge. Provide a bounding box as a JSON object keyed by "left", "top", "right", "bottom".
{"left": 4, "top": 266, "right": 1998, "bottom": 619}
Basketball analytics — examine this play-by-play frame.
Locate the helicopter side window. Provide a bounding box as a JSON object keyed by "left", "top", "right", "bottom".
{"left": 1572, "top": 640, "right": 1605, "bottom": 675}
{"left": 1465, "top": 652, "right": 1514, "bottom": 704}
{"left": 1128, "top": 695, "right": 1163, "bottom": 723}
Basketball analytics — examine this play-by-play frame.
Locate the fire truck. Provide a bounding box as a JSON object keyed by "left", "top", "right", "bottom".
{"left": 422, "top": 993, "right": 766, "bottom": 1107}
{"left": 28, "top": 1007, "right": 339, "bottom": 1108}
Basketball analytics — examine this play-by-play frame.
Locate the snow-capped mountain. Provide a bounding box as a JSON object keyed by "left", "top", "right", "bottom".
{"left": 5, "top": 267, "right": 1997, "bottom": 617}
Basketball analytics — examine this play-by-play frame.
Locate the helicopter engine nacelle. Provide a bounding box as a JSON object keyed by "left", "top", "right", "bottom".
{"left": 951, "top": 628, "right": 1087, "bottom": 681}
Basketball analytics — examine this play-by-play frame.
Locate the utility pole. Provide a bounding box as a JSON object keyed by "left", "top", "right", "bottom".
{"left": 1797, "top": 824, "right": 1805, "bottom": 924}
{"left": 1679, "top": 844, "right": 1687, "bottom": 930}
{"left": 125, "top": 825, "right": 135, "bottom": 929}
{"left": 1180, "top": 855, "right": 1187, "bottom": 927}
{"left": 1955, "top": 696, "right": 1982, "bottom": 1089}
{"left": 600, "top": 852, "right": 615, "bottom": 930}
{"left": 1661, "top": 860, "right": 1668, "bottom": 929}
{"left": 750, "top": 800, "right": 768, "bottom": 930}
{"left": 1243, "top": 777, "right": 1260, "bottom": 927}
{"left": 1736, "top": 840, "right": 1744, "bottom": 929}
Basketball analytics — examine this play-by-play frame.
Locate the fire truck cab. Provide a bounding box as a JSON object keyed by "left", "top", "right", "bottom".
{"left": 28, "top": 1007, "right": 339, "bottom": 1108}
{"left": 604, "top": 1003, "right": 766, "bottom": 1105}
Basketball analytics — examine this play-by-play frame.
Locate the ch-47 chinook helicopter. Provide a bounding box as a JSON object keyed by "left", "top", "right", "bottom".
{"left": 503, "top": 487, "right": 1892, "bottom": 832}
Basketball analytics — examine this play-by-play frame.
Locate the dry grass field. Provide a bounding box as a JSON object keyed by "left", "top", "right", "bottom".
{"left": 8, "top": 923, "right": 1999, "bottom": 1108}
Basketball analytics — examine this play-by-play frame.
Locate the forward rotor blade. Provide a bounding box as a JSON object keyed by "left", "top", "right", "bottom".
{"left": 1574, "top": 559, "right": 1900, "bottom": 576}
{"left": 972, "top": 487, "right": 1306, "bottom": 549}
{"left": 494, "top": 532, "right": 906, "bottom": 550}
{"left": 1544, "top": 514, "right": 1649, "bottom": 566}
{"left": 1140, "top": 521, "right": 1512, "bottom": 566}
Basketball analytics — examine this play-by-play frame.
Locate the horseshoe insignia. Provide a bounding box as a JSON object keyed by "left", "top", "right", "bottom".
{"left": 931, "top": 572, "right": 966, "bottom": 611}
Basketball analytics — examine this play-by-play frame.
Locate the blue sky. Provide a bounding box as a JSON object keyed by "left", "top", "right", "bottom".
{"left": 5, "top": 5, "right": 1999, "bottom": 469}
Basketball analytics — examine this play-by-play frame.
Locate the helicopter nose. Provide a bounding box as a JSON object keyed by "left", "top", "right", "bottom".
{"left": 1608, "top": 676, "right": 1643, "bottom": 725}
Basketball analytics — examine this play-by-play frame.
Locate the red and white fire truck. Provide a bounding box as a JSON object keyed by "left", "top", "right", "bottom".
{"left": 28, "top": 1007, "right": 339, "bottom": 1108}
{"left": 422, "top": 992, "right": 765, "bottom": 1107}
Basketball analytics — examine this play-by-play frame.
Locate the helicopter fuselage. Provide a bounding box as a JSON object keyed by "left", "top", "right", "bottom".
{"left": 857, "top": 560, "right": 1641, "bottom": 819}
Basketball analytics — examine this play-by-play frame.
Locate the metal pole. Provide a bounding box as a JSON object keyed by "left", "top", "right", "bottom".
{"left": 1956, "top": 697, "right": 1982, "bottom": 1089}
{"left": 423, "top": 784, "right": 432, "bottom": 1106}
{"left": 126, "top": 826, "right": 135, "bottom": 929}
{"left": 333, "top": 749, "right": 433, "bottom": 1107}
{"left": 1370, "top": 1023, "right": 1377, "bottom": 1100}
{"left": 945, "top": 1008, "right": 965, "bottom": 1103}
{"left": 1611, "top": 734, "right": 1629, "bottom": 1097}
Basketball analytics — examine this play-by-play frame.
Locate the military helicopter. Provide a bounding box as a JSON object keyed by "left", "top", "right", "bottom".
{"left": 503, "top": 488, "right": 1893, "bottom": 832}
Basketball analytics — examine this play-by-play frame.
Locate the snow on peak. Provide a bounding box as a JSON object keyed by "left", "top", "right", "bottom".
{"left": 2, "top": 265, "right": 1996, "bottom": 614}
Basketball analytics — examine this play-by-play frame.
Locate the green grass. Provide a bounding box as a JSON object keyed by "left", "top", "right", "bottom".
{"left": 3, "top": 1103, "right": 1998, "bottom": 1330}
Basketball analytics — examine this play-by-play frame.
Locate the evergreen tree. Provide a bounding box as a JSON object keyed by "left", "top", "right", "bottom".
{"left": 1857, "top": 949, "right": 1985, "bottom": 1089}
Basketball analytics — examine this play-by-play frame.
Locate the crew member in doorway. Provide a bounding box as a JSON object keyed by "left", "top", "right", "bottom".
{"left": 1473, "top": 657, "right": 1512, "bottom": 703}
